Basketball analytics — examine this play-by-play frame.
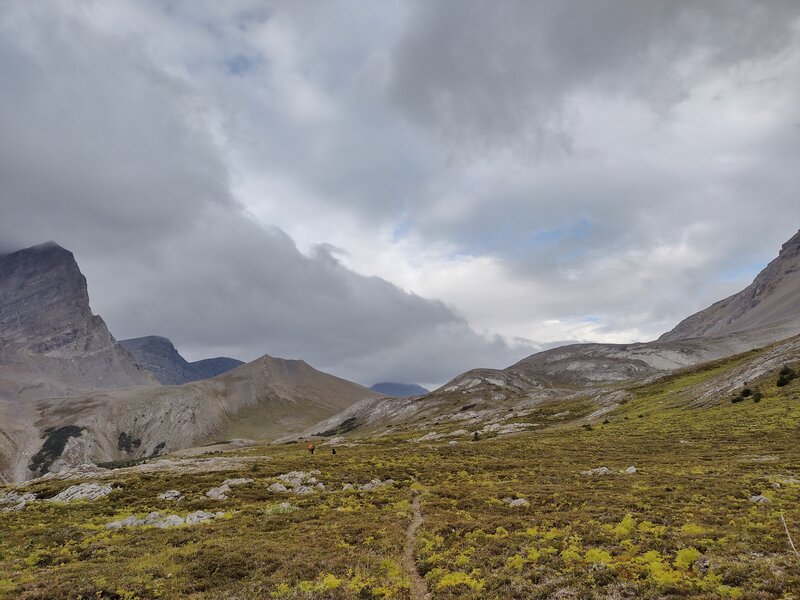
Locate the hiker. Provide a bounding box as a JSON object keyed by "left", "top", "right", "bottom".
{"left": 307, "top": 441, "right": 315, "bottom": 455}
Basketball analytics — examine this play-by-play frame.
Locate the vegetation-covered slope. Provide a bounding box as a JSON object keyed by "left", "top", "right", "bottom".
{"left": 1, "top": 346, "right": 798, "bottom": 599}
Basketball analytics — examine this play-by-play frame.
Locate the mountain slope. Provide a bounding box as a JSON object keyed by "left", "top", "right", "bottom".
{"left": 661, "top": 229, "right": 800, "bottom": 342}
{"left": 119, "top": 336, "right": 243, "bottom": 385}
{"left": 369, "top": 382, "right": 429, "bottom": 397}
{"left": 0, "top": 242, "right": 155, "bottom": 402}
{"left": 0, "top": 354, "right": 378, "bottom": 481}
{"left": 0, "top": 242, "right": 377, "bottom": 482}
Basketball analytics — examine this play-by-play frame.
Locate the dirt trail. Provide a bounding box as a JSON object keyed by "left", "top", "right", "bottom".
{"left": 403, "top": 493, "right": 430, "bottom": 600}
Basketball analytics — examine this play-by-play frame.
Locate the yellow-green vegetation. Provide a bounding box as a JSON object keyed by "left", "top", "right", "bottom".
{"left": 1, "top": 359, "right": 799, "bottom": 598}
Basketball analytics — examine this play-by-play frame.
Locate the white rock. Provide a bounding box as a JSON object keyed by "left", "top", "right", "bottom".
{"left": 0, "top": 491, "right": 37, "bottom": 504}
{"left": 1, "top": 502, "right": 28, "bottom": 513}
{"left": 268, "top": 482, "right": 288, "bottom": 493}
{"left": 622, "top": 466, "right": 637, "bottom": 475}
{"left": 157, "top": 515, "right": 185, "bottom": 528}
{"left": 158, "top": 490, "right": 183, "bottom": 501}
{"left": 186, "top": 510, "right": 221, "bottom": 525}
{"left": 143, "top": 511, "right": 164, "bottom": 525}
{"left": 508, "top": 498, "right": 530, "bottom": 508}
{"left": 412, "top": 431, "right": 447, "bottom": 443}
{"left": 581, "top": 467, "right": 612, "bottom": 477}
{"left": 48, "top": 482, "right": 113, "bottom": 503}
{"left": 222, "top": 478, "right": 253, "bottom": 487}
{"left": 206, "top": 484, "right": 231, "bottom": 500}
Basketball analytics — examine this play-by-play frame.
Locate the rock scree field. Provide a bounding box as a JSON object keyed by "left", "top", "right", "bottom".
{"left": 1, "top": 346, "right": 799, "bottom": 599}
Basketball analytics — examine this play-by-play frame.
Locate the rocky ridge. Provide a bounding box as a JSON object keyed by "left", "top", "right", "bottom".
{"left": 119, "top": 336, "right": 243, "bottom": 385}
{"left": 661, "top": 229, "right": 800, "bottom": 342}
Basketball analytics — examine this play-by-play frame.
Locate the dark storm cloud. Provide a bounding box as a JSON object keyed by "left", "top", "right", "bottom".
{"left": 389, "top": 0, "right": 800, "bottom": 152}
{"left": 0, "top": 2, "right": 534, "bottom": 387}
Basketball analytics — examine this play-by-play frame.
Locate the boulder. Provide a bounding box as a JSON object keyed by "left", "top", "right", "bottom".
{"left": 222, "top": 478, "right": 253, "bottom": 487}
{"left": 581, "top": 467, "right": 612, "bottom": 477}
{"left": 48, "top": 482, "right": 113, "bottom": 503}
{"left": 509, "top": 498, "right": 530, "bottom": 507}
{"left": 158, "top": 490, "right": 183, "bottom": 501}
{"left": 206, "top": 484, "right": 231, "bottom": 500}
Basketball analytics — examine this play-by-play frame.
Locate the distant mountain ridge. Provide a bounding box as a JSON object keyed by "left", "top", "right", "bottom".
{"left": 119, "top": 336, "right": 243, "bottom": 385}
{"left": 370, "top": 382, "right": 429, "bottom": 397}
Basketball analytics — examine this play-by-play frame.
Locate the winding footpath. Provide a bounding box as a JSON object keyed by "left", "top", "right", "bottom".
{"left": 403, "top": 492, "right": 431, "bottom": 600}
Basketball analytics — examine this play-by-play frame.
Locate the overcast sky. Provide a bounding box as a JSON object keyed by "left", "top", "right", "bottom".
{"left": 1, "top": 1, "right": 799, "bottom": 388}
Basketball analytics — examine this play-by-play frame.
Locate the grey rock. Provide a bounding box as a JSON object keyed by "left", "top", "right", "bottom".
{"left": 48, "top": 482, "right": 113, "bottom": 503}
{"left": 221, "top": 477, "right": 253, "bottom": 487}
{"left": 341, "top": 483, "right": 354, "bottom": 491}
{"left": 143, "top": 511, "right": 164, "bottom": 525}
{"left": 268, "top": 482, "right": 288, "bottom": 493}
{"left": 0, "top": 491, "right": 36, "bottom": 504}
{"left": 357, "top": 478, "right": 395, "bottom": 491}
{"left": 158, "top": 490, "right": 183, "bottom": 501}
{"left": 186, "top": 510, "right": 223, "bottom": 525}
{"left": 294, "top": 486, "right": 314, "bottom": 495}
{"left": 106, "top": 510, "right": 218, "bottom": 529}
{"left": 157, "top": 514, "right": 185, "bottom": 528}
{"left": 206, "top": 484, "right": 230, "bottom": 500}
{"left": 581, "top": 467, "right": 612, "bottom": 477}
{"left": 750, "top": 494, "right": 771, "bottom": 504}
{"left": 622, "top": 466, "right": 637, "bottom": 475}
{"left": 507, "top": 498, "right": 530, "bottom": 508}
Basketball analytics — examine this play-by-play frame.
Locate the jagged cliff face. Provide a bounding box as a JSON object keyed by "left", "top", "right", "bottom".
{"left": 661, "top": 230, "right": 800, "bottom": 342}
{"left": 0, "top": 242, "right": 155, "bottom": 401}
{"left": 0, "top": 242, "right": 377, "bottom": 482}
{"left": 119, "top": 336, "right": 243, "bottom": 385}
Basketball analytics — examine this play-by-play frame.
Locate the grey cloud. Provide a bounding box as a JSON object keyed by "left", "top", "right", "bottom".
{"left": 2, "top": 1, "right": 799, "bottom": 388}
{"left": 389, "top": 0, "right": 800, "bottom": 152}
{"left": 0, "top": 2, "right": 535, "bottom": 387}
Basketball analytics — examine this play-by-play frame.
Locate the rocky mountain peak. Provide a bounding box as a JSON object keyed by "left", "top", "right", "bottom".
{"left": 660, "top": 229, "right": 800, "bottom": 342}
{"left": 0, "top": 242, "right": 155, "bottom": 396}
{"left": 0, "top": 241, "right": 92, "bottom": 350}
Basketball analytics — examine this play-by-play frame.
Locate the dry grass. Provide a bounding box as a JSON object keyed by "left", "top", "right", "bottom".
{"left": 1, "top": 357, "right": 799, "bottom": 599}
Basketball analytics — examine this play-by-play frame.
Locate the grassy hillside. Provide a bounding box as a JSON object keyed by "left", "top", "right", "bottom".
{"left": 1, "top": 354, "right": 799, "bottom": 599}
